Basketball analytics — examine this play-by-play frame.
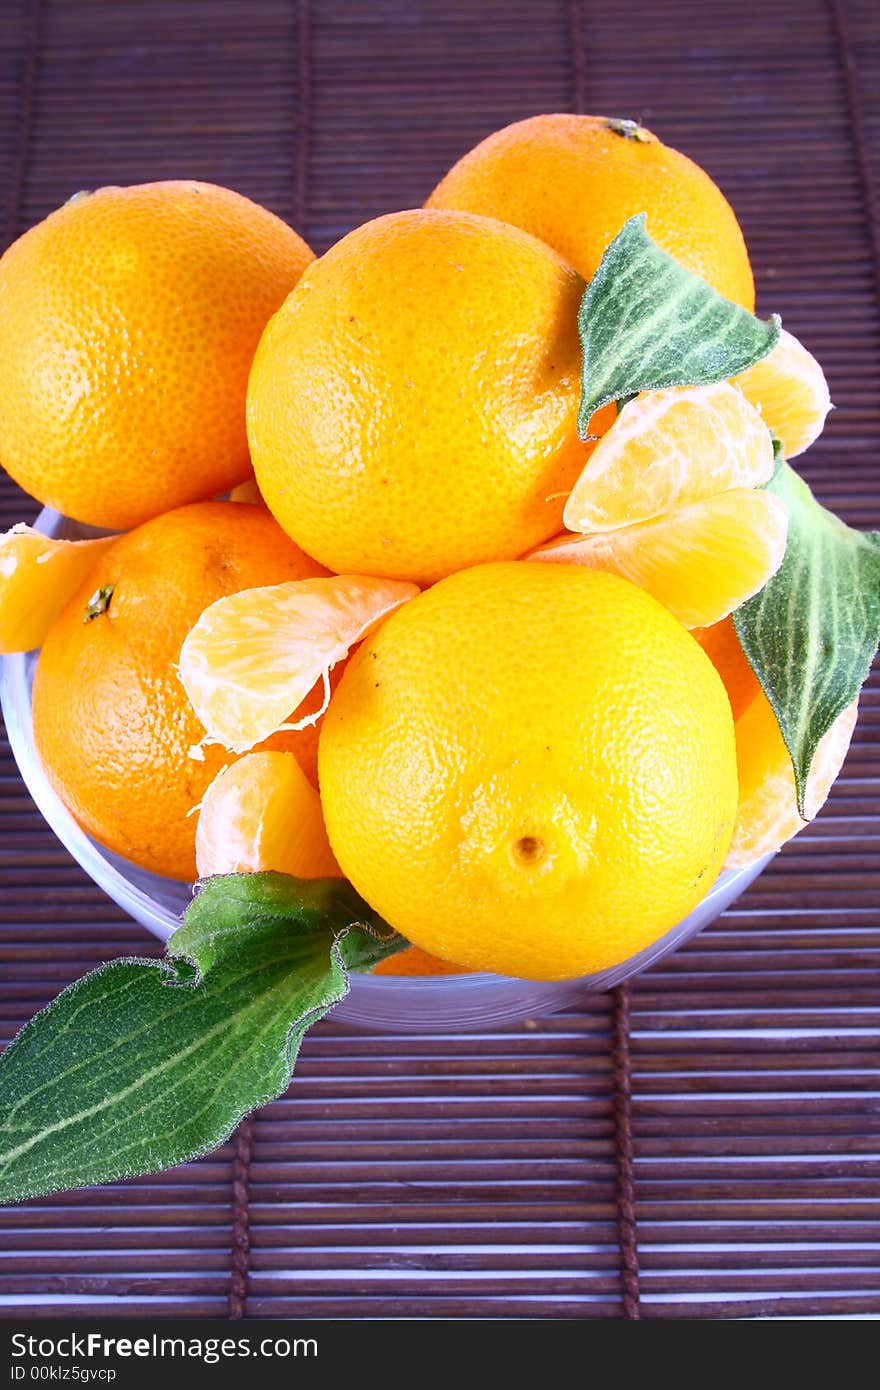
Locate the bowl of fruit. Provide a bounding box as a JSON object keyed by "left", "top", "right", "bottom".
{"left": 0, "top": 114, "right": 873, "bottom": 1207}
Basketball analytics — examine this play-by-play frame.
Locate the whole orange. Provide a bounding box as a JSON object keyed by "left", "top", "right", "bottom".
{"left": 319, "top": 562, "right": 737, "bottom": 981}
{"left": 426, "top": 114, "right": 755, "bottom": 310}
{"left": 247, "top": 208, "right": 605, "bottom": 585}
{"left": 32, "top": 502, "right": 328, "bottom": 882}
{"left": 0, "top": 182, "right": 313, "bottom": 529}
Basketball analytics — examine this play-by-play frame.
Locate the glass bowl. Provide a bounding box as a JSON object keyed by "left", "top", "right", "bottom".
{"left": 0, "top": 507, "right": 770, "bottom": 1031}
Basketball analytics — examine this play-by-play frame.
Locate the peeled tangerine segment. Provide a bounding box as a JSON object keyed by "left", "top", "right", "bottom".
{"left": 733, "top": 327, "right": 831, "bottom": 459}
{"left": 195, "top": 751, "right": 340, "bottom": 879}
{"left": 562, "top": 381, "right": 775, "bottom": 534}
{"left": 531, "top": 488, "right": 788, "bottom": 629}
{"left": 0, "top": 524, "right": 115, "bottom": 653}
{"left": 726, "top": 694, "right": 858, "bottom": 868}
{"left": 179, "top": 574, "right": 419, "bottom": 752}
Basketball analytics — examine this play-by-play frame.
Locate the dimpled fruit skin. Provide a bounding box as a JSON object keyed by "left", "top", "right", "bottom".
{"left": 427, "top": 114, "right": 755, "bottom": 311}
{"left": 32, "top": 503, "right": 328, "bottom": 882}
{"left": 247, "top": 209, "right": 592, "bottom": 584}
{"left": 319, "top": 563, "right": 738, "bottom": 981}
{"left": 0, "top": 182, "right": 314, "bottom": 529}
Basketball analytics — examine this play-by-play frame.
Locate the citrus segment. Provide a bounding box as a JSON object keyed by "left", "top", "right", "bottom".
{"left": 733, "top": 327, "right": 831, "bottom": 459}
{"left": 530, "top": 488, "right": 788, "bottom": 629}
{"left": 562, "top": 383, "right": 775, "bottom": 534}
{"left": 0, "top": 524, "right": 115, "bottom": 653}
{"left": 319, "top": 562, "right": 738, "bottom": 981}
{"left": 695, "top": 618, "right": 858, "bottom": 865}
{"left": 725, "top": 693, "right": 858, "bottom": 868}
{"left": 195, "top": 751, "right": 340, "bottom": 879}
{"left": 693, "top": 616, "right": 760, "bottom": 721}
{"left": 180, "top": 575, "right": 419, "bottom": 754}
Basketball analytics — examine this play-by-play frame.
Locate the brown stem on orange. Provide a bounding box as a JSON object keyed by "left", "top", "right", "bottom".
{"left": 605, "top": 118, "right": 652, "bottom": 143}
{"left": 83, "top": 584, "right": 113, "bottom": 623}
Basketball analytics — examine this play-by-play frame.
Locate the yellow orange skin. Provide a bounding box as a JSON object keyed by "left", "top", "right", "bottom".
{"left": 319, "top": 562, "right": 738, "bottom": 981}
{"left": 0, "top": 182, "right": 314, "bottom": 528}
{"left": 247, "top": 209, "right": 596, "bottom": 584}
{"left": 33, "top": 503, "right": 328, "bottom": 882}
{"left": 427, "top": 114, "right": 755, "bottom": 310}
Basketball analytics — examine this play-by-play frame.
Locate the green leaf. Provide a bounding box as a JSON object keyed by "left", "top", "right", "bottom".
{"left": 0, "top": 873, "right": 405, "bottom": 1204}
{"left": 577, "top": 213, "right": 780, "bottom": 435}
{"left": 172, "top": 872, "right": 401, "bottom": 976}
{"left": 734, "top": 461, "right": 880, "bottom": 813}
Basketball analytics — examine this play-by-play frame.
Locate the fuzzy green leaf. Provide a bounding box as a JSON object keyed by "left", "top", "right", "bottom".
{"left": 734, "top": 462, "right": 880, "bottom": 812}
{"left": 0, "top": 873, "right": 404, "bottom": 1204}
{"left": 172, "top": 872, "right": 401, "bottom": 976}
{"left": 577, "top": 213, "right": 780, "bottom": 435}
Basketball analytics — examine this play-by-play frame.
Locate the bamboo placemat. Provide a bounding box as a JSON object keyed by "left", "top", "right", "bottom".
{"left": 1, "top": 0, "right": 878, "bottom": 1320}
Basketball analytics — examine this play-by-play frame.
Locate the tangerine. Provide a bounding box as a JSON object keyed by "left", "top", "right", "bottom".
{"left": 33, "top": 502, "right": 328, "bottom": 881}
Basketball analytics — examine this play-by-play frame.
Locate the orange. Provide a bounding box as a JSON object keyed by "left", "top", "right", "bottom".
{"left": 733, "top": 327, "right": 832, "bottom": 459}
{"left": 0, "top": 524, "right": 115, "bottom": 653}
{"left": 179, "top": 574, "right": 419, "bottom": 753}
{"left": 0, "top": 182, "right": 313, "bottom": 529}
{"left": 531, "top": 489, "right": 788, "bottom": 629}
{"left": 195, "top": 752, "right": 340, "bottom": 880}
{"left": 426, "top": 114, "right": 755, "bottom": 310}
{"left": 318, "top": 562, "right": 738, "bottom": 981}
{"left": 373, "top": 947, "right": 473, "bottom": 977}
{"left": 246, "top": 209, "right": 611, "bottom": 584}
{"left": 695, "top": 618, "right": 858, "bottom": 865}
{"left": 32, "top": 502, "right": 328, "bottom": 882}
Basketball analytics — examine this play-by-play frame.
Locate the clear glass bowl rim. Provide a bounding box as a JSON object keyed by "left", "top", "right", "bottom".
{"left": 0, "top": 507, "right": 771, "bottom": 1031}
